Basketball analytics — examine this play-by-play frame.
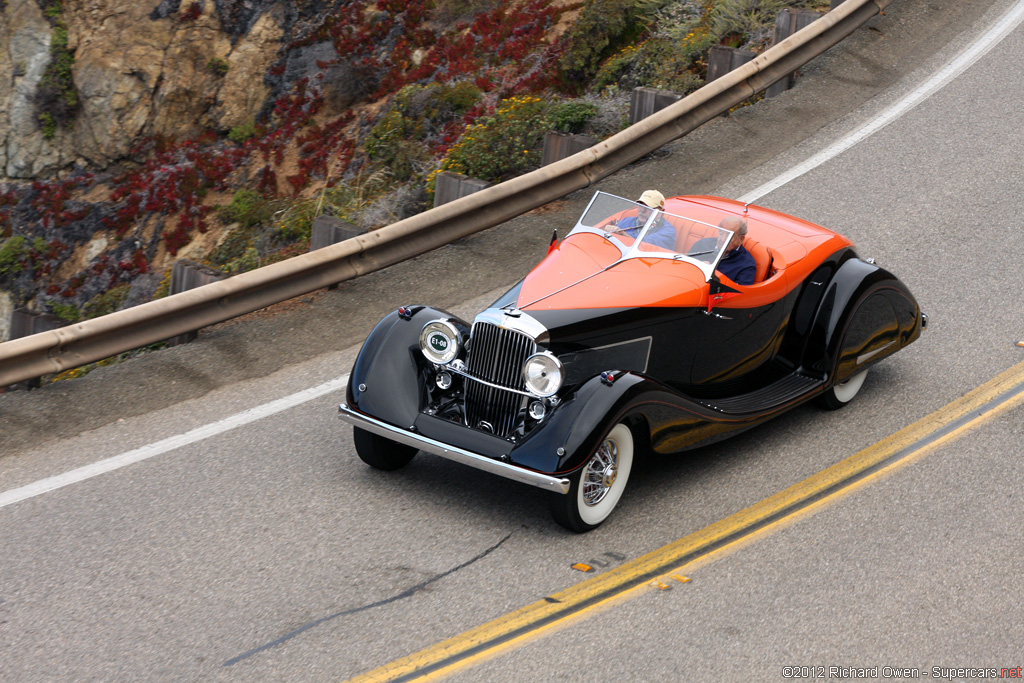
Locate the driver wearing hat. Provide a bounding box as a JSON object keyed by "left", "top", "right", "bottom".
{"left": 610, "top": 190, "right": 677, "bottom": 250}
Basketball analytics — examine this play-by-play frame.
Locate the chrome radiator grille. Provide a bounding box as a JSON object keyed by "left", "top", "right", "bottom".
{"left": 465, "top": 322, "right": 536, "bottom": 437}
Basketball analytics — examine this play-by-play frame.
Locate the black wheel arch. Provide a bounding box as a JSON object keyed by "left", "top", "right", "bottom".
{"left": 800, "top": 255, "right": 923, "bottom": 383}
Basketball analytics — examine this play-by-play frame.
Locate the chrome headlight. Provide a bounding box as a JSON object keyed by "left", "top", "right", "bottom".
{"left": 420, "top": 320, "right": 461, "bottom": 365}
{"left": 522, "top": 351, "right": 563, "bottom": 397}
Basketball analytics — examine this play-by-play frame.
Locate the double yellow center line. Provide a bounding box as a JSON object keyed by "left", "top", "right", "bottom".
{"left": 348, "top": 359, "right": 1024, "bottom": 683}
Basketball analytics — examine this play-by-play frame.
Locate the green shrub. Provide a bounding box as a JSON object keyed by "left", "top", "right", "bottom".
{"left": 550, "top": 101, "right": 599, "bottom": 134}
{"left": 223, "top": 246, "right": 261, "bottom": 274}
{"left": 228, "top": 121, "right": 259, "bottom": 143}
{"left": 217, "top": 189, "right": 276, "bottom": 228}
{"left": 207, "top": 57, "right": 229, "bottom": 77}
{"left": 274, "top": 201, "right": 316, "bottom": 244}
{"left": 208, "top": 225, "right": 256, "bottom": 268}
{"left": 557, "top": 0, "right": 650, "bottom": 90}
{"left": 34, "top": 5, "right": 79, "bottom": 135}
{"left": 437, "top": 96, "right": 553, "bottom": 183}
{"left": 365, "top": 110, "right": 413, "bottom": 161}
{"left": 367, "top": 82, "right": 482, "bottom": 180}
{"left": 153, "top": 268, "right": 173, "bottom": 299}
{"left": 705, "top": 0, "right": 826, "bottom": 49}
{"left": 433, "top": 81, "right": 482, "bottom": 113}
{"left": 595, "top": 27, "right": 714, "bottom": 94}
{"left": 386, "top": 141, "right": 430, "bottom": 182}
{"left": 49, "top": 301, "right": 81, "bottom": 323}
{"left": 39, "top": 112, "right": 57, "bottom": 139}
{"left": 84, "top": 283, "right": 131, "bottom": 319}
{"left": 0, "top": 235, "right": 27, "bottom": 278}
{"left": 709, "top": 0, "right": 791, "bottom": 46}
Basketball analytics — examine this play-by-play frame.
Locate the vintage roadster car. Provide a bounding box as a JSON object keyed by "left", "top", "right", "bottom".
{"left": 338, "top": 191, "right": 925, "bottom": 531}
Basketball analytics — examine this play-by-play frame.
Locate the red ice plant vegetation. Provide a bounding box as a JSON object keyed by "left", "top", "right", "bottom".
{"left": 104, "top": 136, "right": 248, "bottom": 253}
{"left": 30, "top": 175, "right": 93, "bottom": 229}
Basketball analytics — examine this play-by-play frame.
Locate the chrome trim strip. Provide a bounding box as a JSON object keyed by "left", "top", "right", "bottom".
{"left": 447, "top": 362, "right": 538, "bottom": 398}
{"left": 473, "top": 308, "right": 548, "bottom": 341}
{"left": 857, "top": 340, "right": 896, "bottom": 364}
{"left": 339, "top": 404, "right": 571, "bottom": 494}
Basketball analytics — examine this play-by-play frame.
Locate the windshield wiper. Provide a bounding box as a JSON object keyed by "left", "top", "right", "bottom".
{"left": 686, "top": 248, "right": 716, "bottom": 257}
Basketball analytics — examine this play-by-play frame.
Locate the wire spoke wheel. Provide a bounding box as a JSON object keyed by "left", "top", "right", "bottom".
{"left": 581, "top": 438, "right": 619, "bottom": 507}
{"left": 550, "top": 422, "right": 634, "bottom": 532}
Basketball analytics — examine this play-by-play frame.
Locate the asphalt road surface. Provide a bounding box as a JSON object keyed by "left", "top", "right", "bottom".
{"left": 2, "top": 1, "right": 1023, "bottom": 681}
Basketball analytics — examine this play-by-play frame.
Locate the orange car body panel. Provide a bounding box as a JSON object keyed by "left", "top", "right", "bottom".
{"left": 518, "top": 196, "right": 853, "bottom": 312}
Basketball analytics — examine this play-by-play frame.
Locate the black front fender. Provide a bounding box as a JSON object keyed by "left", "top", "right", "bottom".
{"left": 347, "top": 306, "right": 468, "bottom": 430}
{"left": 505, "top": 372, "right": 648, "bottom": 474}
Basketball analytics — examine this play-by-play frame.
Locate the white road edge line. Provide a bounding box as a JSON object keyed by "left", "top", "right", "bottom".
{"left": 6, "top": 1, "right": 1024, "bottom": 512}
{"left": 739, "top": 0, "right": 1024, "bottom": 204}
{"left": 0, "top": 374, "right": 350, "bottom": 510}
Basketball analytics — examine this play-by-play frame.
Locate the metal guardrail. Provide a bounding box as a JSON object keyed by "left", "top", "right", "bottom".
{"left": 0, "top": 0, "right": 892, "bottom": 387}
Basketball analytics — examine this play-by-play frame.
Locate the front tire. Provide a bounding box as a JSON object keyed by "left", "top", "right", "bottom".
{"left": 819, "top": 369, "right": 868, "bottom": 410}
{"left": 549, "top": 423, "right": 634, "bottom": 532}
{"left": 353, "top": 428, "right": 417, "bottom": 470}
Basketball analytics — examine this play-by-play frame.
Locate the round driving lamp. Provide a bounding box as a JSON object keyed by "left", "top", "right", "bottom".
{"left": 522, "top": 352, "right": 563, "bottom": 397}
{"left": 419, "top": 320, "right": 461, "bottom": 365}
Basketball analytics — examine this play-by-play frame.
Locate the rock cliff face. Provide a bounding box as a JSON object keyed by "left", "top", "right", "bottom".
{"left": 0, "top": 0, "right": 590, "bottom": 345}
{"left": 0, "top": 0, "right": 306, "bottom": 178}
{"left": 1, "top": 1, "right": 55, "bottom": 177}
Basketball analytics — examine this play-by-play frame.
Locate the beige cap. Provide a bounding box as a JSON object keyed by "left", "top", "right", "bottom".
{"left": 637, "top": 190, "right": 665, "bottom": 209}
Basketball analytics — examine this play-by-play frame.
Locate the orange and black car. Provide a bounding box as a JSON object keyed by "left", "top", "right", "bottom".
{"left": 339, "top": 191, "right": 926, "bottom": 531}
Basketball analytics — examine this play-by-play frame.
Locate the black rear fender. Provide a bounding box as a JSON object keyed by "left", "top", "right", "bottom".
{"left": 802, "top": 258, "right": 922, "bottom": 382}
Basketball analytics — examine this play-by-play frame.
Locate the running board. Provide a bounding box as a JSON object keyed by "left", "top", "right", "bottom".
{"left": 695, "top": 373, "right": 824, "bottom": 415}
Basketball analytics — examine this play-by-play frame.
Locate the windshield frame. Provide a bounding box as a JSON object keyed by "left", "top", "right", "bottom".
{"left": 568, "top": 191, "right": 735, "bottom": 282}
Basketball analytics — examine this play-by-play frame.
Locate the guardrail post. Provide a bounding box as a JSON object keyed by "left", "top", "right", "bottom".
{"left": 629, "top": 87, "right": 682, "bottom": 124}
{"left": 6, "top": 308, "right": 67, "bottom": 389}
{"left": 434, "top": 171, "right": 464, "bottom": 207}
{"left": 542, "top": 132, "right": 597, "bottom": 166}
{"left": 310, "top": 215, "right": 361, "bottom": 289}
{"left": 706, "top": 45, "right": 757, "bottom": 83}
{"left": 167, "top": 260, "right": 227, "bottom": 346}
{"left": 310, "top": 215, "right": 360, "bottom": 251}
{"left": 766, "top": 9, "right": 826, "bottom": 97}
{"left": 433, "top": 171, "right": 492, "bottom": 208}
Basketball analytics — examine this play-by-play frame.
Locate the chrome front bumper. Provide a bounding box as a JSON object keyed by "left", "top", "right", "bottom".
{"left": 338, "top": 404, "right": 571, "bottom": 494}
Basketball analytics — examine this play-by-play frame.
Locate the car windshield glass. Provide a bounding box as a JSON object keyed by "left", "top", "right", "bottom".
{"left": 571, "top": 192, "right": 734, "bottom": 281}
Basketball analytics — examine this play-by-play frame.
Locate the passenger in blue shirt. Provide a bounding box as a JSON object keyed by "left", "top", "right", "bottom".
{"left": 609, "top": 190, "right": 677, "bottom": 251}
{"left": 715, "top": 216, "right": 757, "bottom": 285}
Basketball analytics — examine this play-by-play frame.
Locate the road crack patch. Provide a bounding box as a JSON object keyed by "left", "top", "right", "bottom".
{"left": 222, "top": 532, "right": 514, "bottom": 667}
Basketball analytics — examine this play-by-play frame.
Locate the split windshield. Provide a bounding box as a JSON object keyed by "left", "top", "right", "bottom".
{"left": 570, "top": 192, "right": 734, "bottom": 281}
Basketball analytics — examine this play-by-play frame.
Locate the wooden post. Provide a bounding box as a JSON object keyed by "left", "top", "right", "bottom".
{"left": 433, "top": 172, "right": 492, "bottom": 208}
{"left": 542, "top": 132, "right": 597, "bottom": 166}
{"left": 629, "top": 87, "right": 682, "bottom": 124}
{"left": 310, "top": 215, "right": 360, "bottom": 251}
{"left": 766, "top": 9, "right": 825, "bottom": 97}
{"left": 6, "top": 308, "right": 67, "bottom": 389}
{"left": 167, "top": 260, "right": 227, "bottom": 346}
{"left": 706, "top": 45, "right": 756, "bottom": 83}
